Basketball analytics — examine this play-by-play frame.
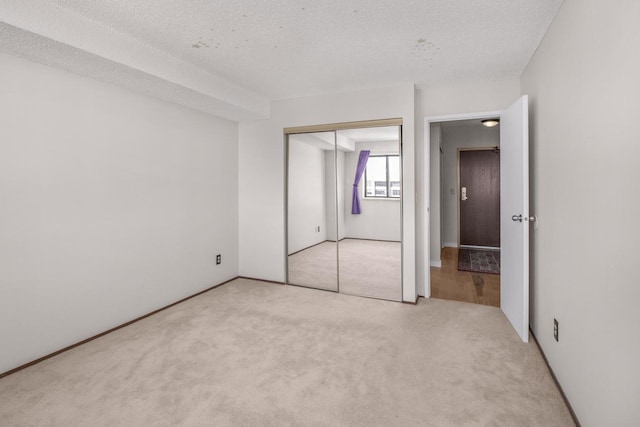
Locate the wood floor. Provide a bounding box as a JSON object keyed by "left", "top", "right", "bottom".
{"left": 430, "top": 247, "right": 500, "bottom": 307}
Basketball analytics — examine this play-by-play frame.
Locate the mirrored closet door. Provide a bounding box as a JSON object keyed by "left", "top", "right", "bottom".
{"left": 286, "top": 123, "right": 402, "bottom": 301}
{"left": 287, "top": 131, "right": 338, "bottom": 292}
{"left": 336, "top": 127, "right": 402, "bottom": 301}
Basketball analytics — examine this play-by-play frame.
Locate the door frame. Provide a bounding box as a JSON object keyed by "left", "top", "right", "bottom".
{"left": 457, "top": 147, "right": 501, "bottom": 249}
{"left": 422, "top": 111, "right": 502, "bottom": 298}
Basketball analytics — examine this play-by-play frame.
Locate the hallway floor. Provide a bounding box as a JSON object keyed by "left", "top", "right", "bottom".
{"left": 430, "top": 247, "right": 500, "bottom": 307}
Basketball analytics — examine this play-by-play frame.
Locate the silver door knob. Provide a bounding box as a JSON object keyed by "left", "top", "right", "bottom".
{"left": 512, "top": 214, "right": 536, "bottom": 223}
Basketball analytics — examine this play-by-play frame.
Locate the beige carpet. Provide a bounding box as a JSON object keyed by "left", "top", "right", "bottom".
{"left": 0, "top": 278, "right": 574, "bottom": 426}
{"left": 288, "top": 241, "right": 339, "bottom": 291}
{"left": 288, "top": 239, "right": 401, "bottom": 301}
{"left": 338, "top": 239, "right": 401, "bottom": 301}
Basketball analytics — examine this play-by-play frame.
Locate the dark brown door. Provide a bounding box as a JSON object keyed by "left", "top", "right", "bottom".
{"left": 459, "top": 149, "right": 500, "bottom": 247}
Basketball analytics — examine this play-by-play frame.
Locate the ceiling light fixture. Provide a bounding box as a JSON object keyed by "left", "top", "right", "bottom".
{"left": 482, "top": 119, "right": 500, "bottom": 128}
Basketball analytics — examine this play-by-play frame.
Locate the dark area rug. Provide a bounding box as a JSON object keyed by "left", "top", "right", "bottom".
{"left": 458, "top": 248, "right": 500, "bottom": 274}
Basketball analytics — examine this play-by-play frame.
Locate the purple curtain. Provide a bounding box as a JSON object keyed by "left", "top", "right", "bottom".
{"left": 351, "top": 150, "right": 370, "bottom": 214}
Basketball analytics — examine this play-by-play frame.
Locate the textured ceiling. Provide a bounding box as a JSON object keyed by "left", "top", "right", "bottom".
{"left": 1, "top": 0, "right": 563, "bottom": 119}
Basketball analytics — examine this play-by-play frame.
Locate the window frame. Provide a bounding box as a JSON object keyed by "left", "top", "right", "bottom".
{"left": 363, "top": 154, "right": 401, "bottom": 200}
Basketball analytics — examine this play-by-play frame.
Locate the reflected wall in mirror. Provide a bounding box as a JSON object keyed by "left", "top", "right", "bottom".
{"left": 337, "top": 126, "right": 402, "bottom": 301}
{"left": 287, "top": 131, "right": 338, "bottom": 291}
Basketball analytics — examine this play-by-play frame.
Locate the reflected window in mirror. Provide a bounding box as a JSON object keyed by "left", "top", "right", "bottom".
{"left": 364, "top": 154, "right": 401, "bottom": 199}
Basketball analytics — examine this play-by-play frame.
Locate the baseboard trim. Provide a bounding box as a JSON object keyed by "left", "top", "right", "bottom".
{"left": 402, "top": 295, "right": 420, "bottom": 305}
{"left": 288, "top": 240, "right": 329, "bottom": 256}
{"left": 530, "top": 329, "right": 581, "bottom": 427}
{"left": 460, "top": 245, "right": 500, "bottom": 251}
{"left": 343, "top": 237, "right": 401, "bottom": 244}
{"left": 430, "top": 260, "right": 442, "bottom": 268}
{"left": 443, "top": 242, "right": 458, "bottom": 248}
{"left": 0, "top": 276, "right": 239, "bottom": 379}
{"left": 237, "top": 276, "right": 285, "bottom": 285}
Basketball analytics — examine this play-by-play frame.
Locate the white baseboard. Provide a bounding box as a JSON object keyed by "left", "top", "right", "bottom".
{"left": 443, "top": 242, "right": 458, "bottom": 248}
{"left": 460, "top": 245, "right": 500, "bottom": 250}
{"left": 430, "top": 260, "right": 442, "bottom": 268}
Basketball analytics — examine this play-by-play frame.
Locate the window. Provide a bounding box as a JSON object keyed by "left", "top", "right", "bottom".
{"left": 364, "top": 155, "right": 401, "bottom": 198}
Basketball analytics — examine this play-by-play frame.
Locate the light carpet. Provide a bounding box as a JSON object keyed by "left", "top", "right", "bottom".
{"left": 288, "top": 239, "right": 401, "bottom": 301}
{"left": 337, "top": 239, "right": 401, "bottom": 301}
{"left": 0, "top": 278, "right": 574, "bottom": 426}
{"left": 288, "top": 241, "right": 339, "bottom": 291}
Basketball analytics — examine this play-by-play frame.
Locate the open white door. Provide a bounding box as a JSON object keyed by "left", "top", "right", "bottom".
{"left": 500, "top": 96, "right": 530, "bottom": 342}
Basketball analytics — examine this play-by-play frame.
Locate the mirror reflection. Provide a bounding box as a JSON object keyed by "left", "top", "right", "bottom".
{"left": 286, "top": 125, "right": 402, "bottom": 301}
{"left": 337, "top": 127, "right": 402, "bottom": 301}
{"left": 287, "top": 131, "right": 338, "bottom": 291}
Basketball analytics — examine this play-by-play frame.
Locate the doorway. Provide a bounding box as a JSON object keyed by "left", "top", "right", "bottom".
{"left": 430, "top": 120, "right": 502, "bottom": 307}
{"left": 424, "top": 95, "right": 531, "bottom": 342}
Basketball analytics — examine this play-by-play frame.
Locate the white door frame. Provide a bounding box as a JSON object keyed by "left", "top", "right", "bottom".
{"left": 423, "top": 111, "right": 502, "bottom": 297}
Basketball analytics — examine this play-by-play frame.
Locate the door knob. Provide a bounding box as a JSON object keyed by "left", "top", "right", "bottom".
{"left": 512, "top": 214, "right": 536, "bottom": 223}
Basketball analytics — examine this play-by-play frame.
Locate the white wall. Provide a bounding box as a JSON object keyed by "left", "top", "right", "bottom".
{"left": 415, "top": 80, "right": 520, "bottom": 295}
{"left": 239, "top": 84, "right": 416, "bottom": 301}
{"left": 343, "top": 141, "right": 401, "bottom": 242}
{"left": 325, "top": 150, "right": 346, "bottom": 241}
{"left": 287, "top": 140, "right": 327, "bottom": 254}
{"left": 440, "top": 125, "right": 500, "bottom": 247}
{"left": 521, "top": 1, "right": 640, "bottom": 425}
{"left": 0, "top": 53, "right": 239, "bottom": 374}
{"left": 337, "top": 150, "right": 346, "bottom": 241}
{"left": 429, "top": 123, "right": 442, "bottom": 266}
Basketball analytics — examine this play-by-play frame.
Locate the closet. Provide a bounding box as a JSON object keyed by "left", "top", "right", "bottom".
{"left": 285, "top": 121, "right": 403, "bottom": 301}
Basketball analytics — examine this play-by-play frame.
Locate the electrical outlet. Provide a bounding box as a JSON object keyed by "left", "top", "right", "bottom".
{"left": 553, "top": 318, "right": 559, "bottom": 342}
{"left": 216, "top": 254, "right": 221, "bottom": 265}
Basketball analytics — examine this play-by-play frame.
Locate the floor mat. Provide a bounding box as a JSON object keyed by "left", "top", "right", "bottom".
{"left": 458, "top": 248, "right": 500, "bottom": 274}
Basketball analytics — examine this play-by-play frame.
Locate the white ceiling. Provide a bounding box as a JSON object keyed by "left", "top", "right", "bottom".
{"left": 440, "top": 118, "right": 499, "bottom": 129}
{"left": 0, "top": 0, "right": 564, "bottom": 120}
